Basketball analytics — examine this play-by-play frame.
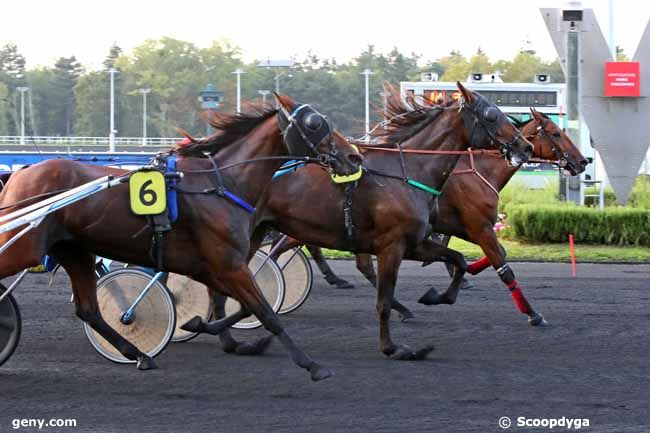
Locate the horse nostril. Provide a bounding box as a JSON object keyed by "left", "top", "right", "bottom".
{"left": 526, "top": 144, "right": 534, "bottom": 154}
{"left": 348, "top": 153, "right": 363, "bottom": 164}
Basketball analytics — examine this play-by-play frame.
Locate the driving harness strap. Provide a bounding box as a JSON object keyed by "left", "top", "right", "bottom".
{"left": 343, "top": 181, "right": 357, "bottom": 244}
{"left": 450, "top": 150, "right": 500, "bottom": 198}
{"left": 147, "top": 153, "right": 178, "bottom": 271}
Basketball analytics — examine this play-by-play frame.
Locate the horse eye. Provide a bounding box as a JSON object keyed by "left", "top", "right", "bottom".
{"left": 484, "top": 107, "right": 498, "bottom": 122}
{"left": 553, "top": 132, "right": 562, "bottom": 138}
{"left": 303, "top": 112, "right": 323, "bottom": 131}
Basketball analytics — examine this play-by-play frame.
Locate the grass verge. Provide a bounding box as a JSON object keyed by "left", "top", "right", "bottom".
{"left": 316, "top": 238, "right": 650, "bottom": 263}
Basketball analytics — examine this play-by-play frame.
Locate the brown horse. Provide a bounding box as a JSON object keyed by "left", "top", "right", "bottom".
{"left": 198, "top": 82, "right": 534, "bottom": 360}
{"left": 0, "top": 96, "right": 360, "bottom": 380}
{"left": 285, "top": 107, "right": 588, "bottom": 325}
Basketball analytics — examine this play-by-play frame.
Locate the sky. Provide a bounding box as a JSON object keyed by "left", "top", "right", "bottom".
{"left": 1, "top": 0, "right": 648, "bottom": 70}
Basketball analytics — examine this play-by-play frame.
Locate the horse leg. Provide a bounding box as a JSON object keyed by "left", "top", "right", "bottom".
{"left": 354, "top": 253, "right": 412, "bottom": 320}
{"left": 407, "top": 238, "right": 467, "bottom": 306}
{"left": 204, "top": 266, "right": 333, "bottom": 381}
{"left": 470, "top": 229, "right": 547, "bottom": 326}
{"left": 375, "top": 246, "right": 434, "bottom": 360}
{"left": 307, "top": 245, "right": 355, "bottom": 289}
{"left": 355, "top": 254, "right": 377, "bottom": 286}
{"left": 49, "top": 242, "right": 156, "bottom": 370}
{"left": 439, "top": 234, "right": 472, "bottom": 289}
{"left": 182, "top": 291, "right": 274, "bottom": 356}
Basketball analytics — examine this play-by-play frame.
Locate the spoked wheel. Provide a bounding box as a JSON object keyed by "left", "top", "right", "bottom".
{"left": 225, "top": 250, "right": 286, "bottom": 329}
{"left": 83, "top": 269, "right": 176, "bottom": 364}
{"left": 0, "top": 283, "right": 21, "bottom": 367}
{"left": 165, "top": 273, "right": 211, "bottom": 343}
{"left": 261, "top": 241, "right": 313, "bottom": 314}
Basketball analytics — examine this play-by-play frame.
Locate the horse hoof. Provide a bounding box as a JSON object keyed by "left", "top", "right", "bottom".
{"left": 389, "top": 344, "right": 433, "bottom": 361}
{"left": 180, "top": 316, "right": 203, "bottom": 333}
{"left": 399, "top": 309, "right": 415, "bottom": 322}
{"left": 414, "top": 344, "right": 435, "bottom": 360}
{"left": 334, "top": 279, "right": 355, "bottom": 290}
{"left": 418, "top": 288, "right": 445, "bottom": 305}
{"left": 136, "top": 356, "right": 158, "bottom": 370}
{"left": 309, "top": 363, "right": 334, "bottom": 381}
{"left": 234, "top": 335, "right": 274, "bottom": 355}
{"left": 529, "top": 313, "right": 548, "bottom": 327}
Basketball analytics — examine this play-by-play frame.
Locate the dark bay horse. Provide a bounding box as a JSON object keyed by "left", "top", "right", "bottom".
{"left": 200, "top": 82, "right": 534, "bottom": 360}
{"left": 0, "top": 97, "right": 360, "bottom": 380}
{"left": 292, "top": 107, "right": 588, "bottom": 325}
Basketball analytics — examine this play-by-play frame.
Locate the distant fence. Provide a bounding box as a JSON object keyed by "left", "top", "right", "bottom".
{"left": 0, "top": 136, "right": 179, "bottom": 147}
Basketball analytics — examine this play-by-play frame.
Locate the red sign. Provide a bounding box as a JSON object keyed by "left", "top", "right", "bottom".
{"left": 604, "top": 62, "right": 640, "bottom": 97}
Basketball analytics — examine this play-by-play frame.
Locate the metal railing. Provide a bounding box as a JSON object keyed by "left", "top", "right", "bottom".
{"left": 0, "top": 136, "right": 180, "bottom": 147}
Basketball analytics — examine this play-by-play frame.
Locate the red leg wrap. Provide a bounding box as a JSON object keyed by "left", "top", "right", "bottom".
{"left": 467, "top": 256, "right": 491, "bottom": 275}
{"left": 509, "top": 285, "right": 532, "bottom": 315}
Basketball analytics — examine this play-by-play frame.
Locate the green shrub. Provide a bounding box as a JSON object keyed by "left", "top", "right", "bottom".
{"left": 509, "top": 204, "right": 650, "bottom": 246}
{"left": 499, "top": 180, "right": 559, "bottom": 214}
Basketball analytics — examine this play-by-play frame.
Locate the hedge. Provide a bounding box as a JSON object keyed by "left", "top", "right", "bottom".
{"left": 508, "top": 204, "right": 650, "bottom": 246}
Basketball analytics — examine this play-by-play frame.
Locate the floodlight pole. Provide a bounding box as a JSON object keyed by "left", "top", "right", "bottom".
{"left": 16, "top": 87, "right": 29, "bottom": 145}
{"left": 139, "top": 88, "right": 151, "bottom": 145}
{"left": 258, "top": 90, "right": 270, "bottom": 105}
{"left": 361, "top": 69, "right": 373, "bottom": 138}
{"left": 108, "top": 68, "right": 119, "bottom": 152}
{"left": 232, "top": 69, "right": 245, "bottom": 113}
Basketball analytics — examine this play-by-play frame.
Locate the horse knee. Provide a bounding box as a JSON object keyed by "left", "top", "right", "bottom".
{"left": 376, "top": 302, "right": 391, "bottom": 321}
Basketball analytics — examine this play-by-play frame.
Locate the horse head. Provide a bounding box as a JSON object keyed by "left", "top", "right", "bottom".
{"left": 274, "top": 93, "right": 362, "bottom": 176}
{"left": 457, "top": 82, "right": 534, "bottom": 166}
{"left": 529, "top": 108, "right": 589, "bottom": 176}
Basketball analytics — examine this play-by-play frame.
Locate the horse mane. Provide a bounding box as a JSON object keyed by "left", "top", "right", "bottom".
{"left": 174, "top": 104, "right": 278, "bottom": 157}
{"left": 371, "top": 82, "right": 455, "bottom": 146}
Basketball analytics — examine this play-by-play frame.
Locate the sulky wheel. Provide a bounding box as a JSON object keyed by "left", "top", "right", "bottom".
{"left": 260, "top": 241, "right": 313, "bottom": 315}
{"left": 165, "top": 273, "right": 212, "bottom": 343}
{"left": 225, "top": 250, "right": 286, "bottom": 329}
{"left": 0, "top": 283, "right": 21, "bottom": 367}
{"left": 83, "top": 269, "right": 176, "bottom": 364}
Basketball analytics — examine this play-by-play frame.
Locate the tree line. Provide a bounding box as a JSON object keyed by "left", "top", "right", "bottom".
{"left": 0, "top": 39, "right": 569, "bottom": 138}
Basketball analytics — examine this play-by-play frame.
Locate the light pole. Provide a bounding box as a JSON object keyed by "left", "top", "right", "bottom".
{"left": 258, "top": 90, "right": 270, "bottom": 105}
{"left": 360, "top": 69, "right": 373, "bottom": 138}
{"left": 232, "top": 69, "right": 246, "bottom": 113}
{"left": 257, "top": 59, "right": 294, "bottom": 106}
{"left": 108, "top": 68, "right": 119, "bottom": 152}
{"left": 16, "top": 86, "right": 29, "bottom": 145}
{"left": 139, "top": 88, "right": 151, "bottom": 146}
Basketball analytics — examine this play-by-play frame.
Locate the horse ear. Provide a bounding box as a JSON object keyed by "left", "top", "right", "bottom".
{"left": 530, "top": 107, "right": 543, "bottom": 122}
{"left": 456, "top": 81, "right": 475, "bottom": 103}
{"left": 273, "top": 93, "right": 296, "bottom": 111}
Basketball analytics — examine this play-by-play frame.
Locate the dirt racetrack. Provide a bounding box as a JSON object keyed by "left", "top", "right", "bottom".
{"left": 1, "top": 261, "right": 649, "bottom": 433}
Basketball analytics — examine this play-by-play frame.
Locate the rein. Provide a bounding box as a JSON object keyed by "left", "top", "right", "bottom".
{"left": 353, "top": 144, "right": 502, "bottom": 156}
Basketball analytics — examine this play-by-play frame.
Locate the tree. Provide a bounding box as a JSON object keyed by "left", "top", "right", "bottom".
{"left": 0, "top": 82, "right": 10, "bottom": 135}
{"left": 74, "top": 71, "right": 109, "bottom": 136}
{"left": 467, "top": 48, "right": 493, "bottom": 76}
{"left": 103, "top": 43, "right": 123, "bottom": 71}
{"left": 616, "top": 46, "right": 629, "bottom": 61}
{"left": 440, "top": 50, "right": 470, "bottom": 81}
{"left": 0, "top": 44, "right": 27, "bottom": 135}
{"left": 50, "top": 57, "right": 83, "bottom": 135}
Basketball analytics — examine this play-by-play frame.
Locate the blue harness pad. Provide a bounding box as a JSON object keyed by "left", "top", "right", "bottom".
{"left": 273, "top": 160, "right": 306, "bottom": 180}
{"left": 166, "top": 156, "right": 179, "bottom": 223}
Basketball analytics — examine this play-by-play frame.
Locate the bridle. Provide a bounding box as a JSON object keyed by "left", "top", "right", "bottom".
{"left": 526, "top": 117, "right": 570, "bottom": 168}
{"left": 277, "top": 103, "right": 341, "bottom": 167}
{"left": 460, "top": 97, "right": 523, "bottom": 163}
